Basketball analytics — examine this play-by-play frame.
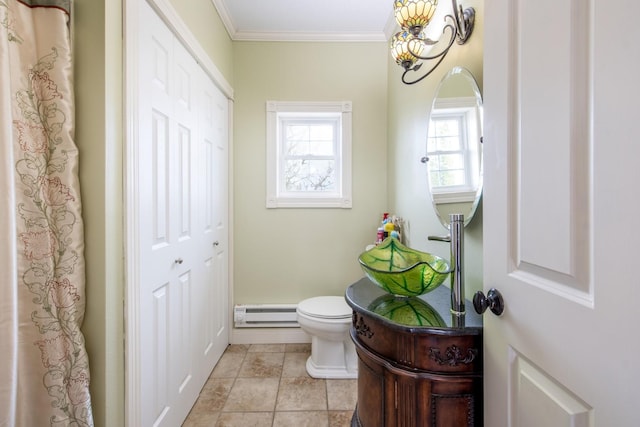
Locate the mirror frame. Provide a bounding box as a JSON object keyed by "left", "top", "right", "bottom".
{"left": 426, "top": 66, "right": 483, "bottom": 229}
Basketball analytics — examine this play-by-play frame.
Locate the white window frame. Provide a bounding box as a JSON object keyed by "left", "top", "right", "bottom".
{"left": 266, "top": 101, "right": 352, "bottom": 208}
{"left": 428, "top": 96, "right": 481, "bottom": 204}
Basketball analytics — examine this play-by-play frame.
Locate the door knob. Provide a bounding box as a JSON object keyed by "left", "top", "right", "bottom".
{"left": 213, "top": 241, "right": 220, "bottom": 246}
{"left": 174, "top": 258, "right": 184, "bottom": 264}
{"left": 473, "top": 288, "right": 504, "bottom": 316}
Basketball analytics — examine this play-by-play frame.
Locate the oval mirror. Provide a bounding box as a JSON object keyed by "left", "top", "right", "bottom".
{"left": 426, "top": 67, "right": 483, "bottom": 228}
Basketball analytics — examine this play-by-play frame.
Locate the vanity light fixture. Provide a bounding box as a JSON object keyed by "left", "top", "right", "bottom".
{"left": 391, "top": 0, "right": 475, "bottom": 85}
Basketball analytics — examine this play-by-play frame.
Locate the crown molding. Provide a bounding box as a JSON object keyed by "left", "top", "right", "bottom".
{"left": 211, "top": 0, "right": 237, "bottom": 38}
{"left": 232, "top": 31, "right": 388, "bottom": 42}
{"left": 211, "top": 0, "right": 389, "bottom": 43}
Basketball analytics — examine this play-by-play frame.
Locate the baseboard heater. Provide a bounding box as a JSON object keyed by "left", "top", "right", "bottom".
{"left": 233, "top": 304, "right": 299, "bottom": 328}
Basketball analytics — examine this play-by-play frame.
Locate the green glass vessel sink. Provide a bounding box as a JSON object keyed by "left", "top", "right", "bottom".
{"left": 368, "top": 294, "right": 446, "bottom": 327}
{"left": 358, "top": 237, "right": 450, "bottom": 297}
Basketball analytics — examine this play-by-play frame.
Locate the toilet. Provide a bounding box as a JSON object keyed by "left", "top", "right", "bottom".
{"left": 296, "top": 296, "right": 358, "bottom": 379}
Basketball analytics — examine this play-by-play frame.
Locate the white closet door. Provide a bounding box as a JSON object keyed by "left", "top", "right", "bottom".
{"left": 134, "top": 1, "right": 229, "bottom": 426}
{"left": 194, "top": 67, "right": 229, "bottom": 380}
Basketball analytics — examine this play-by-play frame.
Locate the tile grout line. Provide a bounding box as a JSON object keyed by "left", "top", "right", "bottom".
{"left": 271, "top": 357, "right": 282, "bottom": 427}
{"left": 218, "top": 346, "right": 242, "bottom": 422}
{"left": 186, "top": 343, "right": 357, "bottom": 426}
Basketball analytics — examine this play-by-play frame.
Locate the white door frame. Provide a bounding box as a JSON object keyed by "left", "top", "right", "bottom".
{"left": 123, "top": 1, "right": 234, "bottom": 425}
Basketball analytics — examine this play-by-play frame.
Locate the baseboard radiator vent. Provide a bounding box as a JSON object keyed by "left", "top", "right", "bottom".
{"left": 234, "top": 304, "right": 299, "bottom": 328}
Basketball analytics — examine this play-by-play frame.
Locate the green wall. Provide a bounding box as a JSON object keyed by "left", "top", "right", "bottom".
{"left": 72, "top": 0, "right": 483, "bottom": 424}
{"left": 168, "top": 0, "right": 234, "bottom": 84}
{"left": 233, "top": 41, "right": 389, "bottom": 304}
{"left": 74, "top": 1, "right": 123, "bottom": 425}
{"left": 73, "top": 0, "right": 232, "bottom": 425}
{"left": 387, "top": 0, "right": 484, "bottom": 294}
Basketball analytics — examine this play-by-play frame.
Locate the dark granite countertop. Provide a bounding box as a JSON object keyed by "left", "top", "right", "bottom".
{"left": 345, "top": 277, "right": 483, "bottom": 333}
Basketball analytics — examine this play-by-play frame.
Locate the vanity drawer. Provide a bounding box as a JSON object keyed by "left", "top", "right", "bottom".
{"left": 352, "top": 311, "right": 482, "bottom": 374}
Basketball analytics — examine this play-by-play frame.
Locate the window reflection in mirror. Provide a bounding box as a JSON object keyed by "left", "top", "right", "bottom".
{"left": 427, "top": 67, "right": 483, "bottom": 228}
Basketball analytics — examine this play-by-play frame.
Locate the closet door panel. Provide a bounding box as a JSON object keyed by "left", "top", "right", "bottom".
{"left": 135, "top": 2, "right": 229, "bottom": 426}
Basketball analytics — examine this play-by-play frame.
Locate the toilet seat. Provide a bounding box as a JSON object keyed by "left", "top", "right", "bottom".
{"left": 297, "top": 296, "right": 351, "bottom": 319}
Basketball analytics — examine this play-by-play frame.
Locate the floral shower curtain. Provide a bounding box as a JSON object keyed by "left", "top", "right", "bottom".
{"left": 0, "top": 1, "right": 93, "bottom": 425}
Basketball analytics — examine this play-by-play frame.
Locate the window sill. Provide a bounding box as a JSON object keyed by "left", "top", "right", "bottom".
{"left": 266, "top": 196, "right": 352, "bottom": 209}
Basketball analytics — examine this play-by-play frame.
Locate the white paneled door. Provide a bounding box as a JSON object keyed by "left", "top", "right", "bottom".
{"left": 131, "top": 1, "right": 229, "bottom": 426}
{"left": 483, "top": 0, "right": 640, "bottom": 425}
{"left": 194, "top": 47, "right": 230, "bottom": 382}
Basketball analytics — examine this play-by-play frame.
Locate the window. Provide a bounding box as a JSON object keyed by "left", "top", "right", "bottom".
{"left": 428, "top": 114, "right": 469, "bottom": 188}
{"left": 266, "top": 101, "right": 352, "bottom": 208}
{"left": 427, "top": 97, "right": 481, "bottom": 204}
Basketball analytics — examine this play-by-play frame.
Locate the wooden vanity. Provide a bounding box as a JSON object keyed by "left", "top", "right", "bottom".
{"left": 346, "top": 278, "right": 483, "bottom": 427}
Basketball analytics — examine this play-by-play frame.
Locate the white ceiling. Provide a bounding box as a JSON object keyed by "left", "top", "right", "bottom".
{"left": 211, "top": 0, "right": 396, "bottom": 42}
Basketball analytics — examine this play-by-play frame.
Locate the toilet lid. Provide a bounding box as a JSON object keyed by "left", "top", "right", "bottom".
{"left": 297, "top": 296, "right": 352, "bottom": 319}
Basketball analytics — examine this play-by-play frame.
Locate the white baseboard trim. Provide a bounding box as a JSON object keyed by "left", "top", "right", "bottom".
{"left": 230, "top": 327, "right": 311, "bottom": 345}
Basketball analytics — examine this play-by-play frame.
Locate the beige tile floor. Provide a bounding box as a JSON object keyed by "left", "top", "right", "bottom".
{"left": 182, "top": 343, "right": 357, "bottom": 427}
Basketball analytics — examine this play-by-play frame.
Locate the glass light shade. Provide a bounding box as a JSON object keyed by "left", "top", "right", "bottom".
{"left": 390, "top": 31, "right": 426, "bottom": 69}
{"left": 394, "top": 0, "right": 439, "bottom": 35}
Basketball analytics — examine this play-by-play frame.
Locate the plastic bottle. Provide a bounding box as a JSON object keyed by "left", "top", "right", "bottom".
{"left": 381, "top": 213, "right": 390, "bottom": 239}
{"left": 383, "top": 221, "right": 394, "bottom": 239}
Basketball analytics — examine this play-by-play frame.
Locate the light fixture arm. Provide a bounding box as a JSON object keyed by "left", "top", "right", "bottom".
{"left": 402, "top": 22, "right": 457, "bottom": 85}
{"left": 399, "top": 1, "right": 475, "bottom": 85}
{"left": 407, "top": 23, "right": 457, "bottom": 62}
{"left": 450, "top": 0, "right": 475, "bottom": 45}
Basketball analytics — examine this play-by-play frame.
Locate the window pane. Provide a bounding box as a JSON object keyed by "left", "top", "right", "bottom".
{"left": 429, "top": 119, "right": 459, "bottom": 136}
{"left": 428, "top": 116, "right": 463, "bottom": 152}
{"left": 286, "top": 125, "right": 309, "bottom": 155}
{"left": 438, "top": 154, "right": 464, "bottom": 170}
{"left": 437, "top": 119, "right": 459, "bottom": 135}
{"left": 428, "top": 114, "right": 469, "bottom": 191}
{"left": 436, "top": 136, "right": 461, "bottom": 152}
{"left": 309, "top": 125, "right": 333, "bottom": 140}
{"left": 286, "top": 139, "right": 308, "bottom": 155}
{"left": 308, "top": 140, "right": 333, "bottom": 156}
{"left": 285, "top": 123, "right": 335, "bottom": 156}
{"left": 284, "top": 159, "right": 336, "bottom": 191}
{"left": 429, "top": 171, "right": 443, "bottom": 186}
{"left": 429, "top": 152, "right": 465, "bottom": 188}
{"left": 430, "top": 170, "right": 465, "bottom": 187}
{"left": 287, "top": 125, "right": 310, "bottom": 142}
{"left": 438, "top": 170, "right": 465, "bottom": 186}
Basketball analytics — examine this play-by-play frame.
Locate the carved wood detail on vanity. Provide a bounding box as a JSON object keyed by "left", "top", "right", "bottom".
{"left": 431, "top": 393, "right": 476, "bottom": 426}
{"left": 428, "top": 345, "right": 478, "bottom": 366}
{"left": 346, "top": 279, "right": 483, "bottom": 427}
{"left": 397, "top": 379, "right": 417, "bottom": 425}
{"left": 397, "top": 334, "right": 415, "bottom": 366}
{"left": 354, "top": 313, "right": 374, "bottom": 339}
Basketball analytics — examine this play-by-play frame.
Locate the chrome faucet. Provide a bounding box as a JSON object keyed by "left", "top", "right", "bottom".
{"left": 428, "top": 213, "right": 465, "bottom": 327}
